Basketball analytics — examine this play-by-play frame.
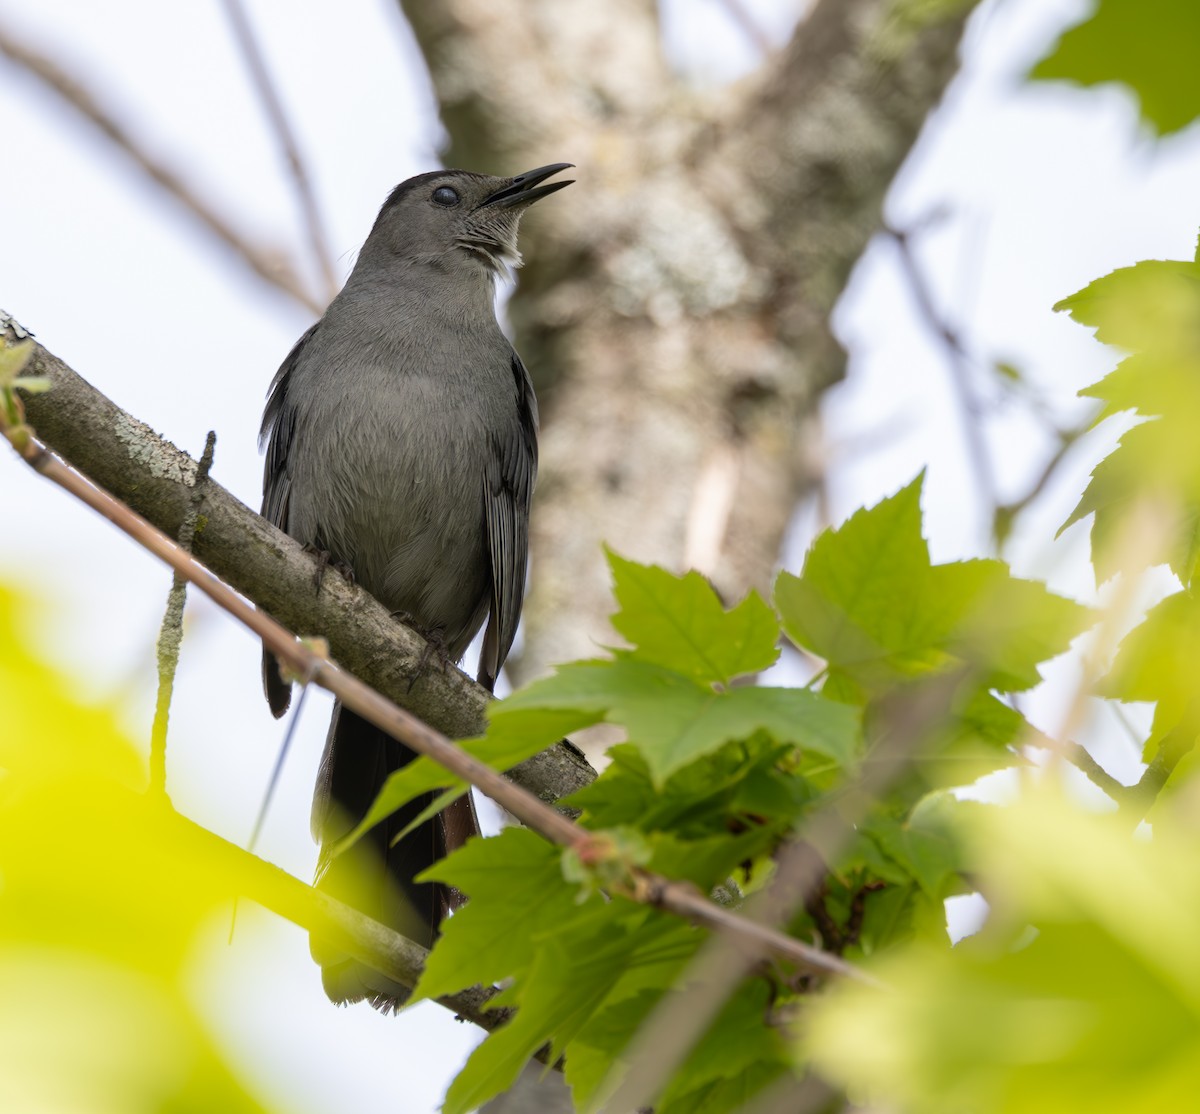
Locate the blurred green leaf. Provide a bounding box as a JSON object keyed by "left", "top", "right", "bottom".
{"left": 1054, "top": 260, "right": 1200, "bottom": 354}
{"left": 0, "top": 337, "right": 34, "bottom": 386}
{"left": 808, "top": 787, "right": 1200, "bottom": 1113}
{"left": 1102, "top": 589, "right": 1200, "bottom": 760}
{"left": 1030, "top": 0, "right": 1200, "bottom": 137}
{"left": 0, "top": 582, "right": 288, "bottom": 1113}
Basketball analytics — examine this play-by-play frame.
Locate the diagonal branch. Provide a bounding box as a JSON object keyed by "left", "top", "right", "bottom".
{"left": 0, "top": 22, "right": 323, "bottom": 315}
{"left": 9, "top": 324, "right": 591, "bottom": 800}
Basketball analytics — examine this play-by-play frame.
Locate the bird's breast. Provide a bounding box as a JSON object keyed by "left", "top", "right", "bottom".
{"left": 288, "top": 362, "right": 500, "bottom": 647}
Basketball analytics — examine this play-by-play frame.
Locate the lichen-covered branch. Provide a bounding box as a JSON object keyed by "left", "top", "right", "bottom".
{"left": 9, "top": 326, "right": 594, "bottom": 805}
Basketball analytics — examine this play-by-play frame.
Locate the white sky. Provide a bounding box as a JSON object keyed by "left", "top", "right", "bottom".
{"left": 2, "top": 0, "right": 1199, "bottom": 1110}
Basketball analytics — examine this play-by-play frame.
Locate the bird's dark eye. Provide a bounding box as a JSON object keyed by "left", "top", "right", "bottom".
{"left": 432, "top": 186, "right": 460, "bottom": 207}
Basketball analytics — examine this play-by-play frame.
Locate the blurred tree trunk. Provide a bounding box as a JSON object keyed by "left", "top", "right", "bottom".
{"left": 400, "top": 0, "right": 979, "bottom": 682}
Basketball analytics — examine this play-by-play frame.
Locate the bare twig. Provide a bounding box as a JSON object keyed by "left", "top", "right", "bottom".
{"left": 887, "top": 222, "right": 998, "bottom": 517}
{"left": 218, "top": 0, "right": 339, "bottom": 300}
{"left": 1, "top": 384, "right": 867, "bottom": 985}
{"left": 994, "top": 420, "right": 1091, "bottom": 544}
{"left": 0, "top": 23, "right": 322, "bottom": 315}
{"left": 1059, "top": 740, "right": 1129, "bottom": 802}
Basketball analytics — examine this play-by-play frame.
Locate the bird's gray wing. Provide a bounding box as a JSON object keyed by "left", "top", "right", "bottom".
{"left": 479, "top": 351, "right": 539, "bottom": 690}
{"left": 259, "top": 322, "right": 319, "bottom": 716}
{"left": 260, "top": 322, "right": 318, "bottom": 533}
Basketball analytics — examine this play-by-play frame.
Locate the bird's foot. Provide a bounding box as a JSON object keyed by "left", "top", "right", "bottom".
{"left": 303, "top": 544, "right": 355, "bottom": 592}
{"left": 395, "top": 616, "right": 455, "bottom": 692}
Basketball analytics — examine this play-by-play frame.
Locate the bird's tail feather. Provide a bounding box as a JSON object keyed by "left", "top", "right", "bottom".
{"left": 309, "top": 703, "right": 479, "bottom": 1011}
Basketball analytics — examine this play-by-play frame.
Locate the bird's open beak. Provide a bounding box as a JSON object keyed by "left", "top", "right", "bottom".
{"left": 481, "top": 163, "right": 575, "bottom": 209}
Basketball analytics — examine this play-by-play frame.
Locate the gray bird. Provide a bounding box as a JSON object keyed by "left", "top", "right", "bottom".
{"left": 259, "top": 163, "right": 572, "bottom": 1009}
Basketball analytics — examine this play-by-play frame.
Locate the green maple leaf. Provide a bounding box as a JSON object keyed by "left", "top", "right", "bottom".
{"left": 501, "top": 657, "right": 858, "bottom": 784}
{"left": 777, "top": 477, "right": 1089, "bottom": 698}
{"left": 607, "top": 551, "right": 781, "bottom": 683}
{"left": 413, "top": 828, "right": 581, "bottom": 1002}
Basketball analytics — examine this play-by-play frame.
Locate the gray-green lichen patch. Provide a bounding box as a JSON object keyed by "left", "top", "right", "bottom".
{"left": 608, "top": 187, "right": 760, "bottom": 319}
{"left": 114, "top": 414, "right": 197, "bottom": 487}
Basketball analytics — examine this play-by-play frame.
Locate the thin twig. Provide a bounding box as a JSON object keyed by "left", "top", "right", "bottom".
{"left": 1, "top": 399, "right": 866, "bottom": 986}
{"left": 150, "top": 430, "right": 216, "bottom": 798}
{"left": 218, "top": 0, "right": 339, "bottom": 300}
{"left": 715, "top": 0, "right": 775, "bottom": 57}
{"left": 887, "top": 222, "right": 999, "bottom": 519}
{"left": 230, "top": 658, "right": 317, "bottom": 945}
{"left": 1108, "top": 700, "right": 1147, "bottom": 751}
{"left": 0, "top": 23, "right": 322, "bottom": 315}
{"left": 1059, "top": 740, "right": 1129, "bottom": 802}
{"left": 248, "top": 665, "right": 315, "bottom": 855}
{"left": 994, "top": 420, "right": 1091, "bottom": 544}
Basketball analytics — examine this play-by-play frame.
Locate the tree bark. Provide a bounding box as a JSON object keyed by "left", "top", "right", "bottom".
{"left": 399, "top": 0, "right": 980, "bottom": 681}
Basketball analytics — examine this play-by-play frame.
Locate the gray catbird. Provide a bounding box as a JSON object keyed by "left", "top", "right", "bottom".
{"left": 259, "top": 164, "right": 572, "bottom": 1009}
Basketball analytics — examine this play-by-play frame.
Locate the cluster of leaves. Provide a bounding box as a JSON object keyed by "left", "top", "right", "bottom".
{"left": 808, "top": 785, "right": 1200, "bottom": 1114}
{"left": 801, "top": 20, "right": 1200, "bottom": 1097}
{"left": 356, "top": 481, "right": 1088, "bottom": 1113}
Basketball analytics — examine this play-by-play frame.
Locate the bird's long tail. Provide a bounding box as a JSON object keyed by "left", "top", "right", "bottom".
{"left": 309, "top": 703, "right": 479, "bottom": 1011}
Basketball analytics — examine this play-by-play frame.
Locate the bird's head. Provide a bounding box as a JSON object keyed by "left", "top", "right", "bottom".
{"left": 360, "top": 163, "right": 574, "bottom": 279}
